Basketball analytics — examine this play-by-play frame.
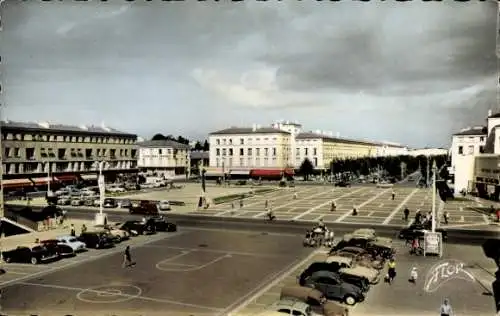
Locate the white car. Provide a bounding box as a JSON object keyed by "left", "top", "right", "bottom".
{"left": 106, "top": 185, "right": 126, "bottom": 193}
{"left": 95, "top": 225, "right": 130, "bottom": 241}
{"left": 158, "top": 200, "right": 171, "bottom": 211}
{"left": 56, "top": 236, "right": 87, "bottom": 252}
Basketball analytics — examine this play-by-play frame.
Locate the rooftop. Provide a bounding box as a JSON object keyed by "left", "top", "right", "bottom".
{"left": 452, "top": 126, "right": 487, "bottom": 136}
{"left": 210, "top": 127, "right": 291, "bottom": 135}
{"left": 1, "top": 120, "right": 136, "bottom": 137}
{"left": 138, "top": 140, "right": 190, "bottom": 150}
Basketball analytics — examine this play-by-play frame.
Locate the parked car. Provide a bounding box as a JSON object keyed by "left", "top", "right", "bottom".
{"left": 280, "top": 286, "right": 349, "bottom": 316}
{"left": 119, "top": 199, "right": 132, "bottom": 209}
{"left": 95, "top": 225, "right": 130, "bottom": 241}
{"left": 333, "top": 234, "right": 394, "bottom": 260}
{"left": 103, "top": 198, "right": 117, "bottom": 208}
{"left": 147, "top": 216, "right": 177, "bottom": 232}
{"left": 83, "top": 198, "right": 97, "bottom": 207}
{"left": 263, "top": 299, "right": 320, "bottom": 316}
{"left": 129, "top": 201, "right": 159, "bottom": 215}
{"left": 304, "top": 271, "right": 364, "bottom": 305}
{"left": 351, "top": 228, "right": 392, "bottom": 244}
{"left": 106, "top": 185, "right": 126, "bottom": 193}
{"left": 41, "top": 205, "right": 64, "bottom": 217}
{"left": 77, "top": 231, "right": 115, "bottom": 249}
{"left": 70, "top": 198, "right": 83, "bottom": 206}
{"left": 2, "top": 244, "right": 59, "bottom": 264}
{"left": 39, "top": 239, "right": 75, "bottom": 258}
{"left": 57, "top": 196, "right": 71, "bottom": 205}
{"left": 398, "top": 223, "right": 448, "bottom": 241}
{"left": 119, "top": 220, "right": 156, "bottom": 235}
{"left": 326, "top": 256, "right": 380, "bottom": 284}
{"left": 334, "top": 181, "right": 351, "bottom": 187}
{"left": 298, "top": 262, "right": 370, "bottom": 292}
{"left": 56, "top": 235, "right": 87, "bottom": 252}
{"left": 330, "top": 246, "right": 384, "bottom": 270}
{"left": 157, "top": 200, "right": 171, "bottom": 211}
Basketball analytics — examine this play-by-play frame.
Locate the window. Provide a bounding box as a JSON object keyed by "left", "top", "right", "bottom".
{"left": 26, "top": 148, "right": 35, "bottom": 160}
{"left": 216, "top": 158, "right": 220, "bottom": 167}
{"left": 223, "top": 139, "right": 226, "bottom": 145}
{"left": 458, "top": 146, "right": 463, "bottom": 154}
{"left": 296, "top": 148, "right": 300, "bottom": 156}
{"left": 159, "top": 149, "right": 163, "bottom": 155}
{"left": 480, "top": 136, "right": 485, "bottom": 142}
{"left": 264, "top": 148, "right": 268, "bottom": 156}
{"left": 216, "top": 139, "right": 220, "bottom": 145}
{"left": 239, "top": 148, "right": 244, "bottom": 155}
{"left": 313, "top": 148, "right": 317, "bottom": 156}
{"left": 467, "top": 145, "right": 474, "bottom": 155}
{"left": 229, "top": 148, "right": 233, "bottom": 156}
{"left": 222, "top": 148, "right": 227, "bottom": 156}
{"left": 13, "top": 148, "right": 20, "bottom": 157}
{"left": 248, "top": 148, "right": 252, "bottom": 156}
{"left": 4, "top": 147, "right": 10, "bottom": 158}
{"left": 239, "top": 158, "right": 244, "bottom": 166}
{"left": 480, "top": 146, "right": 485, "bottom": 153}
{"left": 305, "top": 148, "right": 308, "bottom": 155}
{"left": 272, "top": 148, "right": 276, "bottom": 156}
{"left": 256, "top": 148, "right": 260, "bottom": 156}
{"left": 216, "top": 149, "right": 220, "bottom": 156}
{"left": 314, "top": 157, "right": 318, "bottom": 166}
{"left": 229, "top": 139, "right": 233, "bottom": 145}
{"left": 240, "top": 138, "right": 244, "bottom": 145}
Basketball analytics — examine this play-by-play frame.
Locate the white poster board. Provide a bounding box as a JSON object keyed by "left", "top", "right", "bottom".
{"left": 423, "top": 231, "right": 443, "bottom": 257}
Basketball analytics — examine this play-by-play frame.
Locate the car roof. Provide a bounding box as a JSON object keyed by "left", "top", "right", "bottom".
{"left": 311, "top": 270, "right": 339, "bottom": 279}
{"left": 273, "top": 298, "right": 309, "bottom": 311}
{"left": 280, "top": 285, "right": 323, "bottom": 301}
{"left": 326, "top": 256, "right": 352, "bottom": 265}
{"left": 57, "top": 235, "right": 76, "bottom": 239}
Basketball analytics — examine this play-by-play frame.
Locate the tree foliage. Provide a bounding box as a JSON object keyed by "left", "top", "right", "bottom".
{"left": 151, "top": 133, "right": 190, "bottom": 145}
{"left": 299, "top": 158, "right": 315, "bottom": 181}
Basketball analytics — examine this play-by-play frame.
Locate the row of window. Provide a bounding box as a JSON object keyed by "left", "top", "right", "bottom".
{"left": 480, "top": 168, "right": 500, "bottom": 174}
{"left": 216, "top": 147, "right": 279, "bottom": 157}
{"left": 2, "top": 132, "right": 135, "bottom": 144}
{"left": 3, "top": 161, "right": 135, "bottom": 175}
{"left": 456, "top": 136, "right": 485, "bottom": 142}
{"left": 457, "top": 145, "right": 484, "bottom": 155}
{"left": 214, "top": 137, "right": 280, "bottom": 146}
{"left": 4, "top": 147, "right": 136, "bottom": 160}
{"left": 214, "top": 157, "right": 319, "bottom": 168}
{"left": 141, "top": 148, "right": 188, "bottom": 155}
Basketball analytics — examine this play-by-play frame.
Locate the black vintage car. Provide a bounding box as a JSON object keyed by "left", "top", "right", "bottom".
{"left": 332, "top": 236, "right": 395, "bottom": 259}
{"left": 2, "top": 244, "right": 59, "bottom": 264}
{"left": 298, "top": 262, "right": 370, "bottom": 292}
{"left": 335, "top": 181, "right": 351, "bottom": 187}
{"left": 103, "top": 198, "right": 117, "bottom": 208}
{"left": 398, "top": 223, "right": 448, "bottom": 241}
{"left": 119, "top": 220, "right": 156, "bottom": 235}
{"left": 40, "top": 239, "right": 75, "bottom": 258}
{"left": 78, "top": 232, "right": 115, "bottom": 249}
{"left": 147, "top": 216, "right": 177, "bottom": 232}
{"left": 304, "top": 271, "right": 364, "bottom": 305}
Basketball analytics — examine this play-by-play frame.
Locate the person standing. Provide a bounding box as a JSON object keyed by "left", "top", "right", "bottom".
{"left": 122, "top": 246, "right": 134, "bottom": 268}
{"left": 352, "top": 206, "right": 358, "bottom": 216}
{"left": 391, "top": 190, "right": 396, "bottom": 200}
{"left": 70, "top": 224, "right": 76, "bottom": 237}
{"left": 264, "top": 199, "right": 269, "bottom": 210}
{"left": 330, "top": 201, "right": 336, "bottom": 212}
{"left": 403, "top": 207, "right": 409, "bottom": 222}
{"left": 440, "top": 298, "right": 453, "bottom": 316}
{"left": 387, "top": 258, "right": 396, "bottom": 284}
{"left": 443, "top": 211, "right": 449, "bottom": 225}
{"left": 239, "top": 197, "right": 244, "bottom": 208}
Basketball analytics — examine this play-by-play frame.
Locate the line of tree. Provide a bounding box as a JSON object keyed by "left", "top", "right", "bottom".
{"left": 298, "top": 154, "right": 449, "bottom": 182}
{"left": 150, "top": 133, "right": 209, "bottom": 151}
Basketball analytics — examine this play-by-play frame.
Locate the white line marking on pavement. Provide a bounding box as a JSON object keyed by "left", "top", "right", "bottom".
{"left": 226, "top": 250, "right": 320, "bottom": 316}
{"left": 460, "top": 207, "right": 463, "bottom": 212}
{"left": 483, "top": 214, "right": 490, "bottom": 224}
{"left": 312, "top": 215, "right": 324, "bottom": 222}
{"left": 445, "top": 223, "right": 495, "bottom": 229}
{"left": 367, "top": 211, "right": 374, "bottom": 216}
{"left": 143, "top": 245, "right": 288, "bottom": 258}
{"left": 420, "top": 202, "right": 424, "bottom": 206}
{"left": 335, "top": 189, "right": 389, "bottom": 223}
{"left": 4, "top": 270, "right": 28, "bottom": 275}
{"left": 378, "top": 203, "right": 384, "bottom": 208}
{"left": 460, "top": 216, "right": 465, "bottom": 222}
{"left": 214, "top": 189, "right": 284, "bottom": 216}
{"left": 19, "top": 281, "right": 223, "bottom": 311}
{"left": 295, "top": 188, "right": 365, "bottom": 221}
{"left": 274, "top": 189, "right": 328, "bottom": 211}
{"left": 0, "top": 232, "right": 187, "bottom": 288}
{"left": 382, "top": 188, "right": 419, "bottom": 225}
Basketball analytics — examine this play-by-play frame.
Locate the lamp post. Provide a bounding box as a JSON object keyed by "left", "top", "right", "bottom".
{"left": 97, "top": 161, "right": 105, "bottom": 216}
{"left": 431, "top": 160, "right": 437, "bottom": 233}
{"left": 46, "top": 162, "right": 52, "bottom": 193}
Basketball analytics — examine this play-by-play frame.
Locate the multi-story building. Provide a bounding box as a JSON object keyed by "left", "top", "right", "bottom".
{"left": 408, "top": 148, "right": 449, "bottom": 157}
{"left": 207, "top": 120, "right": 407, "bottom": 178}
{"left": 137, "top": 140, "right": 190, "bottom": 177}
{"left": 1, "top": 120, "right": 138, "bottom": 190}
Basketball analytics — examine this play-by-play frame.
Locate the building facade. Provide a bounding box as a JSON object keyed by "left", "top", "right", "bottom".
{"left": 408, "top": 148, "right": 449, "bottom": 157}
{"left": 138, "top": 140, "right": 190, "bottom": 177}
{"left": 207, "top": 120, "right": 407, "bottom": 177}
{"left": 1, "top": 121, "right": 138, "bottom": 190}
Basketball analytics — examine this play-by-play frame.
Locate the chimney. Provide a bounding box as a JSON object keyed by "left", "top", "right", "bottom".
{"left": 488, "top": 109, "right": 492, "bottom": 117}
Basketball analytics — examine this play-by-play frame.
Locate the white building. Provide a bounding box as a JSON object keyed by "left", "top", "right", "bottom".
{"left": 408, "top": 148, "right": 449, "bottom": 157}
{"left": 207, "top": 120, "right": 408, "bottom": 177}
{"left": 138, "top": 140, "right": 190, "bottom": 177}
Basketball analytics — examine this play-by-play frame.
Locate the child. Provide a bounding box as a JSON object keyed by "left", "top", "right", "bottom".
{"left": 409, "top": 267, "right": 418, "bottom": 284}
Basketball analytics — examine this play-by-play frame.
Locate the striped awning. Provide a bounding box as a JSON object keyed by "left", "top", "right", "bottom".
{"left": 2, "top": 178, "right": 32, "bottom": 188}
{"left": 55, "top": 175, "right": 78, "bottom": 182}
{"left": 81, "top": 174, "right": 98, "bottom": 180}
{"left": 230, "top": 170, "right": 251, "bottom": 176}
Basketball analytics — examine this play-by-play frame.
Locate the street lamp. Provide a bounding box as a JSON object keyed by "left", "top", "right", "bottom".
{"left": 431, "top": 160, "right": 437, "bottom": 233}
{"left": 95, "top": 161, "right": 107, "bottom": 225}
{"left": 45, "top": 162, "right": 52, "bottom": 193}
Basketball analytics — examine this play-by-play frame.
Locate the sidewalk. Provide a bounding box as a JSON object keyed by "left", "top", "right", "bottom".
{"left": 0, "top": 219, "right": 105, "bottom": 251}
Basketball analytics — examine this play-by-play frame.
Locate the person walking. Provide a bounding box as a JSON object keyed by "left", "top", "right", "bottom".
{"left": 81, "top": 224, "right": 87, "bottom": 234}
{"left": 239, "top": 197, "right": 244, "bottom": 208}
{"left": 330, "top": 201, "right": 336, "bottom": 212}
{"left": 264, "top": 199, "right": 269, "bottom": 210}
{"left": 122, "top": 246, "right": 135, "bottom": 268}
{"left": 386, "top": 258, "right": 396, "bottom": 284}
{"left": 293, "top": 192, "right": 298, "bottom": 200}
{"left": 409, "top": 267, "right": 418, "bottom": 284}
{"left": 391, "top": 190, "right": 396, "bottom": 200}
{"left": 70, "top": 224, "right": 76, "bottom": 237}
{"left": 266, "top": 208, "right": 276, "bottom": 221}
{"left": 403, "top": 207, "right": 409, "bottom": 222}
{"left": 443, "top": 211, "right": 449, "bottom": 225}
{"left": 440, "top": 298, "right": 453, "bottom": 316}
{"left": 352, "top": 206, "right": 358, "bottom": 216}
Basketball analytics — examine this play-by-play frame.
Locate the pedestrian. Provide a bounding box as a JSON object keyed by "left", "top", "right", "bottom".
{"left": 443, "top": 211, "right": 449, "bottom": 225}
{"left": 70, "top": 224, "right": 76, "bottom": 237}
{"left": 267, "top": 208, "right": 276, "bottom": 221}
{"left": 415, "top": 209, "right": 421, "bottom": 224}
{"left": 403, "top": 207, "right": 409, "bottom": 221}
{"left": 81, "top": 224, "right": 87, "bottom": 234}
{"left": 386, "top": 258, "right": 396, "bottom": 284}
{"left": 409, "top": 267, "right": 418, "bottom": 284}
{"left": 264, "top": 199, "right": 268, "bottom": 209}
{"left": 496, "top": 209, "right": 500, "bottom": 223}
{"left": 440, "top": 298, "right": 453, "bottom": 316}
{"left": 391, "top": 190, "right": 395, "bottom": 200}
{"left": 352, "top": 206, "right": 358, "bottom": 216}
{"left": 239, "top": 197, "right": 244, "bottom": 208}
{"left": 330, "top": 201, "right": 336, "bottom": 212}
{"left": 122, "top": 246, "right": 135, "bottom": 268}
{"left": 293, "top": 192, "right": 298, "bottom": 200}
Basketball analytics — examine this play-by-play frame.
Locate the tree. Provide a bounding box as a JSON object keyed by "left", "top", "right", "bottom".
{"left": 176, "top": 136, "right": 190, "bottom": 145}
{"left": 151, "top": 133, "right": 168, "bottom": 141}
{"left": 202, "top": 140, "right": 209, "bottom": 151}
{"left": 193, "top": 141, "right": 203, "bottom": 151}
{"left": 299, "top": 158, "right": 314, "bottom": 181}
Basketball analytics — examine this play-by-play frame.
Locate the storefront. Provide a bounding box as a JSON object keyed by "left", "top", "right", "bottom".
{"left": 472, "top": 154, "right": 500, "bottom": 200}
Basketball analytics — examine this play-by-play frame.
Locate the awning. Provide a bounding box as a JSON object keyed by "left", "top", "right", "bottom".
{"left": 283, "top": 168, "right": 295, "bottom": 176}
{"left": 55, "top": 175, "right": 78, "bottom": 182}
{"left": 250, "top": 169, "right": 285, "bottom": 177}
{"left": 81, "top": 174, "right": 98, "bottom": 180}
{"left": 230, "top": 170, "right": 251, "bottom": 176}
{"left": 205, "top": 173, "right": 223, "bottom": 177}
{"left": 31, "top": 177, "right": 52, "bottom": 186}
{"left": 2, "top": 179, "right": 33, "bottom": 189}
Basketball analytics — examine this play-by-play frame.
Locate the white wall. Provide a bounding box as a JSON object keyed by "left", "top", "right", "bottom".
{"left": 138, "top": 147, "right": 189, "bottom": 169}
{"left": 450, "top": 134, "right": 486, "bottom": 175}
{"left": 295, "top": 138, "right": 324, "bottom": 169}
{"left": 453, "top": 155, "right": 476, "bottom": 195}
{"left": 408, "top": 148, "right": 448, "bottom": 157}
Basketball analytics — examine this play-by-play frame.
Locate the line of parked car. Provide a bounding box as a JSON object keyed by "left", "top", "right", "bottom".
{"left": 2, "top": 216, "right": 177, "bottom": 265}
{"left": 259, "top": 228, "right": 395, "bottom": 316}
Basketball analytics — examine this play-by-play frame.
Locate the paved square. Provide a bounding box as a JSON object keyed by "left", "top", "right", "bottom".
{"left": 200, "top": 184, "right": 493, "bottom": 229}
{"left": 0, "top": 228, "right": 311, "bottom": 315}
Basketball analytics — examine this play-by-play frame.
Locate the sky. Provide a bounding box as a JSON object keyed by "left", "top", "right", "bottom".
{"left": 1, "top": 1, "right": 497, "bottom": 148}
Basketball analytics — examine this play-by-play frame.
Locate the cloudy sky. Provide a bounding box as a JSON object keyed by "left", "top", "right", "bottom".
{"left": 1, "top": 1, "right": 497, "bottom": 147}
